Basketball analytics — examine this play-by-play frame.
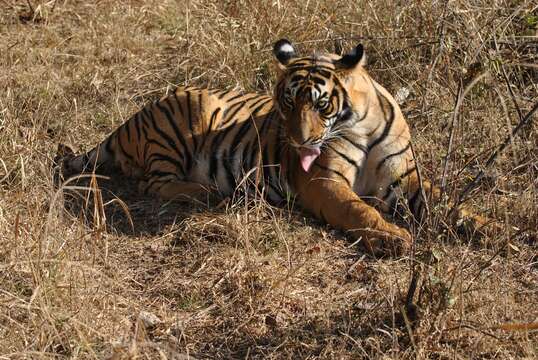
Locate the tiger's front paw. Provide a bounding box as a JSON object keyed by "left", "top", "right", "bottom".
{"left": 360, "top": 225, "right": 412, "bottom": 257}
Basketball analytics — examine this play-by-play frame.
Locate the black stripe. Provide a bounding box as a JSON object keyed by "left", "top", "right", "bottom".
{"left": 146, "top": 170, "right": 179, "bottom": 190}
{"left": 341, "top": 135, "right": 368, "bottom": 154}
{"left": 327, "top": 144, "right": 362, "bottom": 169}
{"left": 185, "top": 91, "right": 193, "bottom": 132}
{"left": 222, "top": 149, "right": 237, "bottom": 191}
{"left": 241, "top": 140, "right": 254, "bottom": 173}
{"left": 272, "top": 120, "right": 284, "bottom": 175}
{"left": 260, "top": 141, "right": 283, "bottom": 201}
{"left": 287, "top": 66, "right": 334, "bottom": 75}
{"left": 208, "top": 107, "right": 220, "bottom": 131}
{"left": 124, "top": 119, "right": 132, "bottom": 142}
{"left": 198, "top": 92, "right": 203, "bottom": 119}
{"left": 227, "top": 92, "right": 246, "bottom": 102}
{"left": 250, "top": 98, "right": 272, "bottom": 117}
{"left": 258, "top": 110, "right": 274, "bottom": 136}
{"left": 311, "top": 76, "right": 327, "bottom": 85}
{"left": 254, "top": 111, "right": 275, "bottom": 189}
{"left": 230, "top": 120, "right": 252, "bottom": 152}
{"left": 199, "top": 107, "right": 220, "bottom": 151}
{"left": 408, "top": 188, "right": 423, "bottom": 217}
{"left": 116, "top": 132, "right": 136, "bottom": 162}
{"left": 383, "top": 166, "right": 417, "bottom": 200}
{"left": 217, "top": 89, "right": 232, "bottom": 100}
{"left": 208, "top": 124, "right": 236, "bottom": 180}
{"left": 148, "top": 170, "right": 177, "bottom": 178}
{"left": 248, "top": 141, "right": 259, "bottom": 177}
{"left": 285, "top": 144, "right": 294, "bottom": 187}
{"left": 154, "top": 102, "right": 191, "bottom": 170}
{"left": 313, "top": 163, "right": 351, "bottom": 187}
{"left": 173, "top": 92, "right": 184, "bottom": 117}
{"left": 82, "top": 152, "right": 90, "bottom": 168}
{"left": 287, "top": 62, "right": 334, "bottom": 72}
{"left": 269, "top": 167, "right": 285, "bottom": 201}
{"left": 144, "top": 138, "right": 184, "bottom": 174}
{"left": 146, "top": 138, "right": 173, "bottom": 152}
{"left": 368, "top": 89, "right": 395, "bottom": 150}
{"left": 133, "top": 113, "right": 142, "bottom": 141}
{"left": 221, "top": 101, "right": 246, "bottom": 126}
{"left": 185, "top": 91, "right": 198, "bottom": 152}
{"left": 163, "top": 97, "right": 176, "bottom": 115}
{"left": 104, "top": 134, "right": 114, "bottom": 155}
{"left": 145, "top": 180, "right": 166, "bottom": 193}
{"left": 143, "top": 107, "right": 187, "bottom": 167}
{"left": 376, "top": 143, "right": 411, "bottom": 171}
{"left": 261, "top": 139, "right": 271, "bottom": 187}
{"left": 141, "top": 126, "right": 151, "bottom": 162}
{"left": 147, "top": 153, "right": 184, "bottom": 174}
{"left": 315, "top": 69, "right": 332, "bottom": 78}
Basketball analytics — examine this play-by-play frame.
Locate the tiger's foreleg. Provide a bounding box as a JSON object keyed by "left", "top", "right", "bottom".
{"left": 297, "top": 171, "right": 412, "bottom": 255}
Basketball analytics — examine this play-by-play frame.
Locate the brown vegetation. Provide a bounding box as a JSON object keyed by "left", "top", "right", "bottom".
{"left": 0, "top": 0, "right": 537, "bottom": 358}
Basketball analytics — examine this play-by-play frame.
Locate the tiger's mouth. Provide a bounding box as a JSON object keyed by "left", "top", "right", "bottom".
{"left": 297, "top": 145, "right": 321, "bottom": 173}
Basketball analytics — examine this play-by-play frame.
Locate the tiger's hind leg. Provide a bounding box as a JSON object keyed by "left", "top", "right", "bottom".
{"left": 401, "top": 170, "right": 502, "bottom": 237}
{"left": 139, "top": 175, "right": 214, "bottom": 203}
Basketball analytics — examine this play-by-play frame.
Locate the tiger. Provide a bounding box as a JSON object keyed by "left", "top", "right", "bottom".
{"left": 55, "top": 39, "right": 499, "bottom": 255}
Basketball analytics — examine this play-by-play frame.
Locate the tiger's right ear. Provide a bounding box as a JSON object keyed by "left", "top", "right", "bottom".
{"left": 334, "top": 43, "right": 366, "bottom": 71}
{"left": 273, "top": 39, "right": 296, "bottom": 68}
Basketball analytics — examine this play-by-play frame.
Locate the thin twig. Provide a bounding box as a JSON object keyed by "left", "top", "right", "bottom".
{"left": 450, "top": 100, "right": 538, "bottom": 213}
{"left": 423, "top": 0, "right": 449, "bottom": 93}
{"left": 440, "top": 80, "right": 463, "bottom": 195}
{"left": 26, "top": 0, "right": 34, "bottom": 13}
{"left": 405, "top": 262, "right": 420, "bottom": 308}
{"left": 443, "top": 323, "right": 505, "bottom": 341}
{"left": 464, "top": 241, "right": 507, "bottom": 293}
{"left": 400, "top": 305, "right": 417, "bottom": 351}
{"left": 494, "top": 35, "right": 525, "bottom": 123}
{"left": 440, "top": 71, "right": 489, "bottom": 196}
{"left": 7, "top": 41, "right": 20, "bottom": 51}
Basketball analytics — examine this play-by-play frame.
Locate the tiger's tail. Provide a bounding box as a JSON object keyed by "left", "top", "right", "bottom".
{"left": 54, "top": 134, "right": 116, "bottom": 178}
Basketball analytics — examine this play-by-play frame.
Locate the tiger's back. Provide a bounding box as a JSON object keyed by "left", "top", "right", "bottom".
{"left": 62, "top": 87, "right": 294, "bottom": 202}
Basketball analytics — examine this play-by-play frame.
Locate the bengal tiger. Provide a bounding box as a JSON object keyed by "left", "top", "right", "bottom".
{"left": 56, "top": 39, "right": 499, "bottom": 255}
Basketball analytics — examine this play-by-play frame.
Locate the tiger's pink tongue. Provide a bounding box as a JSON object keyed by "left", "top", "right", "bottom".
{"left": 299, "top": 147, "right": 321, "bottom": 172}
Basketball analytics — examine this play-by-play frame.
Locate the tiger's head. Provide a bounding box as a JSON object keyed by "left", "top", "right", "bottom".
{"left": 273, "top": 39, "right": 366, "bottom": 172}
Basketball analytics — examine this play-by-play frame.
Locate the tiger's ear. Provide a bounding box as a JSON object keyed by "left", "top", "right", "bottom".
{"left": 273, "top": 39, "right": 296, "bottom": 67}
{"left": 334, "top": 43, "right": 365, "bottom": 70}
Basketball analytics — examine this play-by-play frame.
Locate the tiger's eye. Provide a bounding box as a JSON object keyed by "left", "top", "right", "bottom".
{"left": 316, "top": 99, "right": 329, "bottom": 111}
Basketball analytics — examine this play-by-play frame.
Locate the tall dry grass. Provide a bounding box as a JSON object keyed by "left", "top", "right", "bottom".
{"left": 0, "top": 0, "right": 537, "bottom": 358}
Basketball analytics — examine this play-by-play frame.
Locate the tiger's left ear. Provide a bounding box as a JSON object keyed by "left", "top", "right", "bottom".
{"left": 273, "top": 39, "right": 296, "bottom": 74}
{"left": 334, "top": 43, "right": 366, "bottom": 70}
{"left": 273, "top": 39, "right": 296, "bottom": 65}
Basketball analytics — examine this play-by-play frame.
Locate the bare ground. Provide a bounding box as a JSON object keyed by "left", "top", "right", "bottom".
{"left": 0, "top": 1, "right": 537, "bottom": 359}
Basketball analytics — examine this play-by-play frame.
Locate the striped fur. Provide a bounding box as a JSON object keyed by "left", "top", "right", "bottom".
{"left": 57, "top": 39, "right": 499, "bottom": 255}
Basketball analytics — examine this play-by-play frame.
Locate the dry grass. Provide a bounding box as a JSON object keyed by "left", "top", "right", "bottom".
{"left": 1, "top": 0, "right": 537, "bottom": 358}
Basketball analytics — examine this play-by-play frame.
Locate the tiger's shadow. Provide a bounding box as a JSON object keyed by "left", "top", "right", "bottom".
{"left": 57, "top": 172, "right": 215, "bottom": 237}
